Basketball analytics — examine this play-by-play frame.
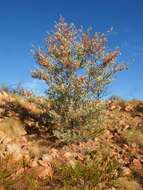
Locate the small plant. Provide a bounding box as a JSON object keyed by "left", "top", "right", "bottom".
{"left": 0, "top": 156, "right": 41, "bottom": 190}
{"left": 109, "top": 95, "right": 124, "bottom": 101}
{"left": 0, "top": 155, "right": 19, "bottom": 189}
{"left": 122, "top": 128, "right": 143, "bottom": 146}
{"left": 15, "top": 173, "right": 40, "bottom": 190}
{"left": 114, "top": 177, "right": 142, "bottom": 190}
{"left": 55, "top": 144, "right": 120, "bottom": 189}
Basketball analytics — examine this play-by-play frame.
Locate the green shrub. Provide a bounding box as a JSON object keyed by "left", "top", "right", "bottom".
{"left": 31, "top": 17, "right": 126, "bottom": 133}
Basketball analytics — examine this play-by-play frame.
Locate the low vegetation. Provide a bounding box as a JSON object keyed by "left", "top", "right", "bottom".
{"left": 0, "top": 91, "right": 143, "bottom": 189}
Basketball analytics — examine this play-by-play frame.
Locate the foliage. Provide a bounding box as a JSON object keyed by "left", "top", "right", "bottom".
{"left": 52, "top": 101, "right": 105, "bottom": 143}
{"left": 114, "top": 177, "right": 142, "bottom": 190}
{"left": 55, "top": 144, "right": 120, "bottom": 189}
{"left": 31, "top": 17, "right": 126, "bottom": 130}
{"left": 122, "top": 128, "right": 143, "bottom": 146}
{"left": 0, "top": 83, "right": 33, "bottom": 97}
{"left": 0, "top": 156, "right": 40, "bottom": 190}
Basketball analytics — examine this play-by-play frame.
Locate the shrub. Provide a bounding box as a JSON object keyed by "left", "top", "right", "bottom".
{"left": 109, "top": 95, "right": 125, "bottom": 101}
{"left": 31, "top": 17, "right": 126, "bottom": 132}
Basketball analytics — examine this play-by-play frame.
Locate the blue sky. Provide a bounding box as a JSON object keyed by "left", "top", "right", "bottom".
{"left": 0, "top": 0, "right": 143, "bottom": 99}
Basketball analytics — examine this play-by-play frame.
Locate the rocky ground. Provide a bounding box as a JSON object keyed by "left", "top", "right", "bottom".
{"left": 0, "top": 91, "right": 143, "bottom": 190}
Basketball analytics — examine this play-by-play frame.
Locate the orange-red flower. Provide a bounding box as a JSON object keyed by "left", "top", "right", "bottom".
{"left": 103, "top": 50, "right": 119, "bottom": 66}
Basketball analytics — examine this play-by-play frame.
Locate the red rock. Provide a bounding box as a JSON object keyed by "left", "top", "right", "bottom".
{"left": 125, "top": 105, "right": 133, "bottom": 112}
{"left": 37, "top": 166, "right": 53, "bottom": 179}
{"left": 122, "top": 167, "right": 131, "bottom": 176}
{"left": 0, "top": 185, "right": 6, "bottom": 190}
{"left": 133, "top": 159, "right": 142, "bottom": 171}
{"left": 64, "top": 152, "right": 73, "bottom": 160}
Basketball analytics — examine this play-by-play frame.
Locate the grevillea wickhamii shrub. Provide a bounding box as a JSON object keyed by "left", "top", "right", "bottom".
{"left": 31, "top": 17, "right": 127, "bottom": 133}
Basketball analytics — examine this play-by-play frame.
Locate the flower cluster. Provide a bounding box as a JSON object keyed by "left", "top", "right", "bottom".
{"left": 32, "top": 70, "right": 49, "bottom": 82}
{"left": 103, "top": 50, "right": 119, "bottom": 66}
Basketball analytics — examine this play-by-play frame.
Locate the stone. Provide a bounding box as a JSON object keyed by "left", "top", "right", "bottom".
{"left": 133, "top": 159, "right": 142, "bottom": 171}
{"left": 122, "top": 167, "right": 131, "bottom": 176}
{"left": 42, "top": 154, "right": 53, "bottom": 162}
